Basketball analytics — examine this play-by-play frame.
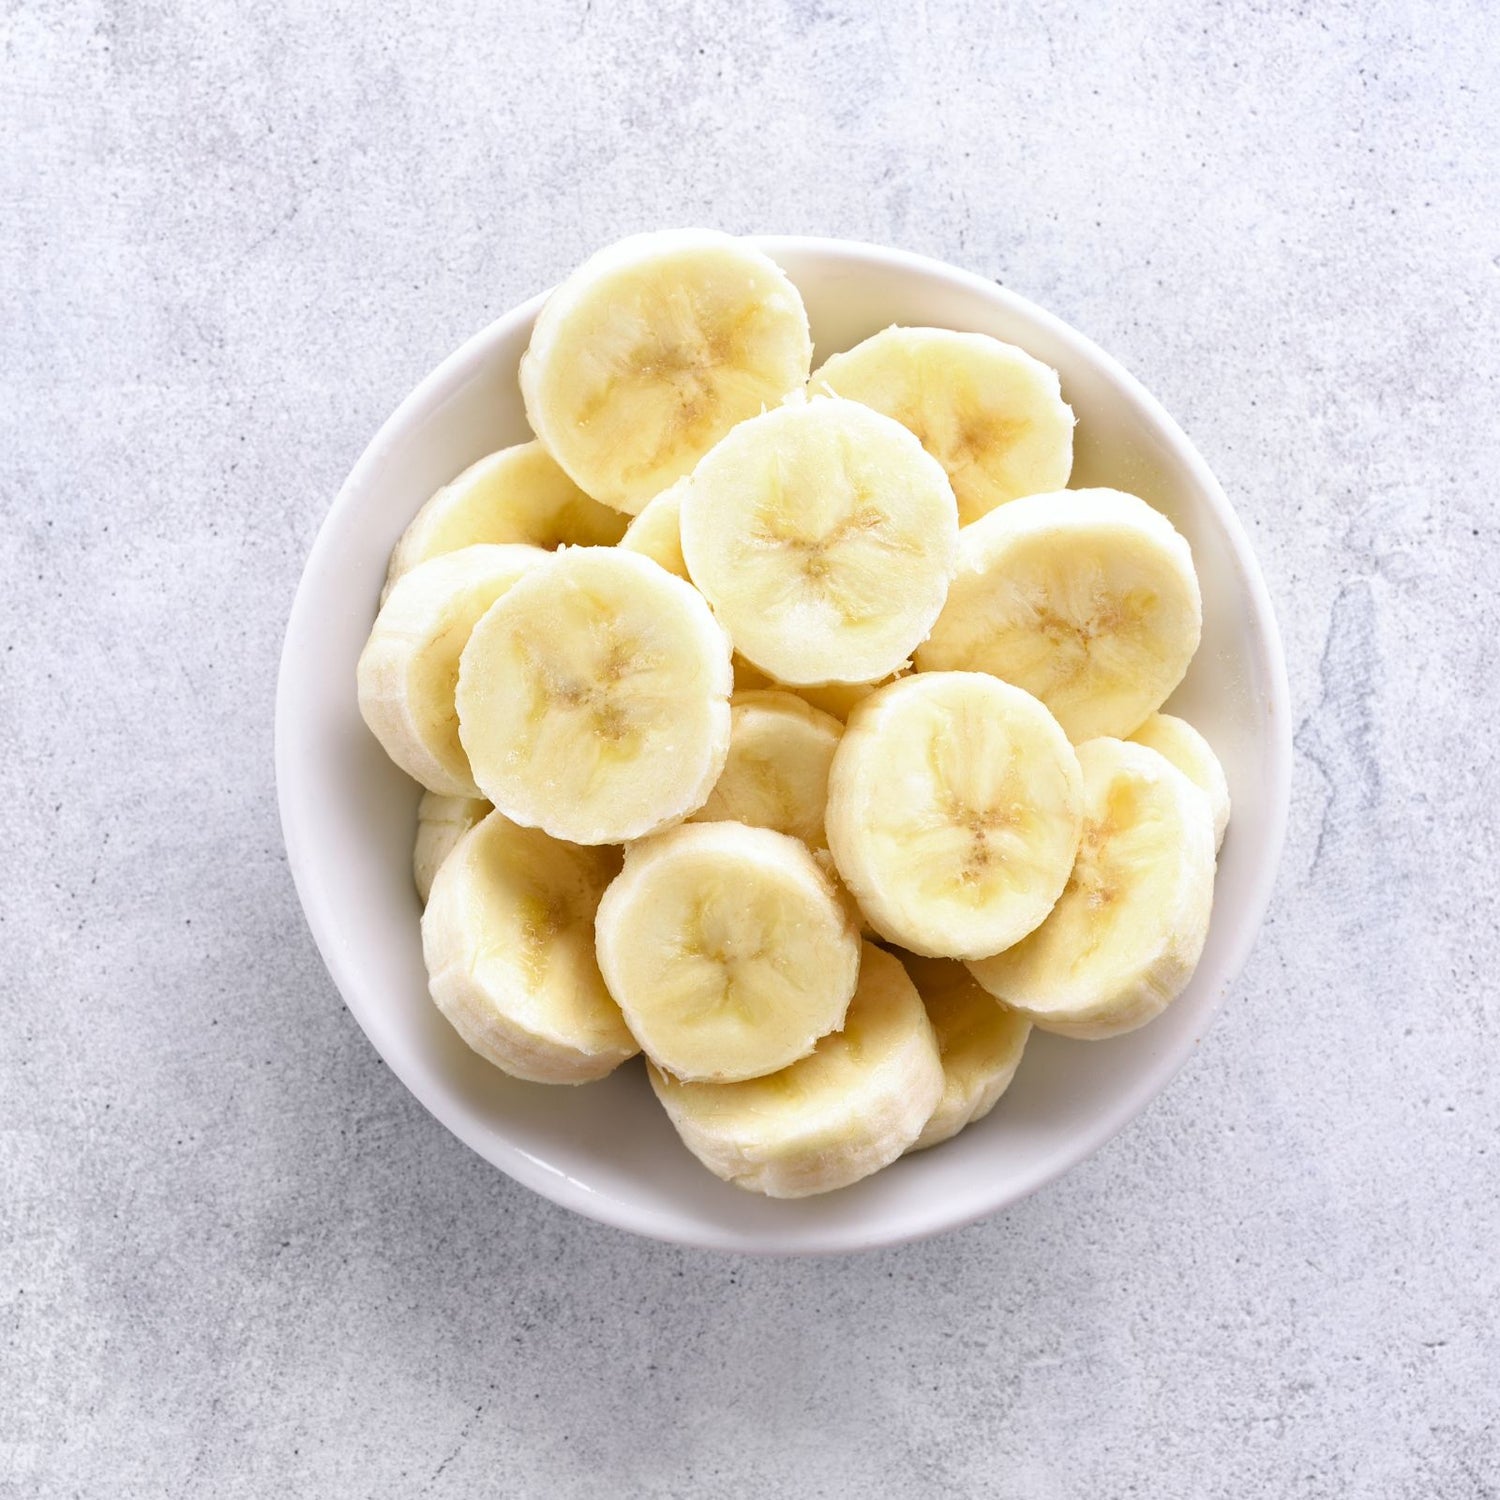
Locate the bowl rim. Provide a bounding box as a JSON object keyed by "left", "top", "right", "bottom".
{"left": 275, "top": 234, "right": 1292, "bottom": 1254}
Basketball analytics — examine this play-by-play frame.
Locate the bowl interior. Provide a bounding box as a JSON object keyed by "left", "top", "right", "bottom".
{"left": 276, "top": 238, "right": 1290, "bottom": 1253}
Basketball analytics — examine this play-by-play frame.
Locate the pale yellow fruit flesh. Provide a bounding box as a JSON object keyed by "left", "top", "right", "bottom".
{"left": 386, "top": 441, "right": 627, "bottom": 590}
{"left": 812, "top": 326, "right": 1074, "bottom": 525}
{"left": 731, "top": 655, "right": 777, "bottom": 694}
{"left": 730, "top": 654, "right": 895, "bottom": 722}
{"left": 811, "top": 848, "right": 874, "bottom": 936}
{"left": 648, "top": 942, "right": 944, "bottom": 1197}
{"left": 789, "top": 677, "right": 887, "bottom": 721}
{"left": 688, "top": 690, "right": 842, "bottom": 849}
{"left": 618, "top": 478, "right": 690, "bottom": 580}
{"left": 826, "top": 673, "right": 1083, "bottom": 960}
{"left": 899, "top": 953, "right": 1031, "bottom": 1151}
{"left": 679, "top": 397, "right": 960, "bottom": 685}
{"left": 594, "top": 823, "right": 860, "bottom": 1083}
{"left": 966, "top": 738, "right": 1215, "bottom": 1038}
{"left": 456, "top": 547, "right": 731, "bottom": 845}
{"left": 352, "top": 237, "right": 1225, "bottom": 1183}
{"left": 421, "top": 811, "right": 635, "bottom": 1083}
{"left": 520, "top": 230, "right": 813, "bottom": 513}
{"left": 916, "top": 488, "right": 1202, "bottom": 742}
{"left": 413, "top": 791, "right": 491, "bottom": 905}
{"left": 356, "top": 543, "right": 546, "bottom": 796}
{"left": 1129, "top": 711, "right": 1231, "bottom": 850}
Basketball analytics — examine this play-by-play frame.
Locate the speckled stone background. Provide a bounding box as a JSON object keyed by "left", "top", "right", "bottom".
{"left": 4, "top": 1, "right": 1498, "bottom": 1495}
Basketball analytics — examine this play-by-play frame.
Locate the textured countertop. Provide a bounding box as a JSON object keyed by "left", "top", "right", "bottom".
{"left": 4, "top": 2, "right": 1497, "bottom": 1495}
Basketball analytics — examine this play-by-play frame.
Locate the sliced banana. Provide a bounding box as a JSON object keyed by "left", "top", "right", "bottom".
{"left": 792, "top": 676, "right": 888, "bottom": 722}
{"left": 594, "top": 822, "right": 860, "bottom": 1083}
{"left": 679, "top": 396, "right": 959, "bottom": 685}
{"left": 456, "top": 547, "right": 732, "bottom": 845}
{"left": 357, "top": 543, "right": 545, "bottom": 796}
{"left": 648, "top": 942, "right": 943, "bottom": 1197}
{"left": 812, "top": 326, "right": 1074, "bottom": 525}
{"left": 733, "top": 657, "right": 893, "bottom": 722}
{"left": 617, "top": 477, "right": 690, "bottom": 580}
{"left": 731, "top": 655, "right": 776, "bottom": 694}
{"left": 688, "top": 690, "right": 842, "bottom": 850}
{"left": 385, "top": 441, "right": 627, "bottom": 593}
{"left": 520, "top": 230, "right": 813, "bottom": 513}
{"left": 811, "top": 848, "right": 874, "bottom": 936}
{"left": 899, "top": 954, "right": 1031, "bottom": 1152}
{"left": 825, "top": 672, "right": 1083, "bottom": 960}
{"left": 915, "top": 488, "right": 1202, "bottom": 742}
{"left": 422, "top": 810, "right": 636, "bottom": 1083}
{"left": 413, "top": 791, "right": 491, "bottom": 904}
{"left": 967, "top": 739, "right": 1215, "bottom": 1039}
{"left": 1129, "top": 712, "right": 1230, "bottom": 850}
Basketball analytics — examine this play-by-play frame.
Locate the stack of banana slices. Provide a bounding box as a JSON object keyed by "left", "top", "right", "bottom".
{"left": 357, "top": 230, "right": 1232, "bottom": 1199}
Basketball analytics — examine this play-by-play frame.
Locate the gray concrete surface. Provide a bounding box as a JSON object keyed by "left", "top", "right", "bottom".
{"left": 4, "top": 1, "right": 1498, "bottom": 1495}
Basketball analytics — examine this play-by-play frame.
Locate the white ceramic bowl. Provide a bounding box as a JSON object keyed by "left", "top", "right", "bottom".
{"left": 276, "top": 237, "right": 1291, "bottom": 1254}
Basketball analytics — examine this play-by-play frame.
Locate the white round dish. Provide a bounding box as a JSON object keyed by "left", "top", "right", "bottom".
{"left": 276, "top": 237, "right": 1291, "bottom": 1254}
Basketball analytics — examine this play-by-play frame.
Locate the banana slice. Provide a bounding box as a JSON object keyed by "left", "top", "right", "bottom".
{"left": 413, "top": 791, "right": 491, "bottom": 904}
{"left": 812, "top": 326, "right": 1074, "bottom": 525}
{"left": 899, "top": 954, "right": 1031, "bottom": 1152}
{"left": 520, "top": 230, "right": 813, "bottom": 513}
{"left": 731, "top": 655, "right": 776, "bottom": 694}
{"left": 421, "top": 810, "right": 636, "bottom": 1083}
{"left": 790, "top": 678, "right": 890, "bottom": 722}
{"left": 679, "top": 396, "right": 960, "bottom": 685}
{"left": 732, "top": 655, "right": 892, "bottom": 722}
{"left": 456, "top": 547, "right": 732, "bottom": 845}
{"left": 915, "top": 488, "right": 1202, "bottom": 742}
{"left": 385, "top": 441, "right": 627, "bottom": 593}
{"left": 966, "top": 739, "right": 1215, "bottom": 1039}
{"left": 735, "top": 655, "right": 887, "bottom": 734}
{"left": 825, "top": 672, "right": 1083, "bottom": 960}
{"left": 811, "top": 848, "right": 874, "bottom": 936}
{"left": 648, "top": 942, "right": 943, "bottom": 1197}
{"left": 594, "top": 822, "right": 860, "bottom": 1083}
{"left": 688, "top": 690, "right": 842, "bottom": 850}
{"left": 1129, "top": 712, "right": 1231, "bottom": 850}
{"left": 357, "top": 543, "right": 546, "bottom": 796}
{"left": 617, "top": 478, "right": 690, "bottom": 580}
